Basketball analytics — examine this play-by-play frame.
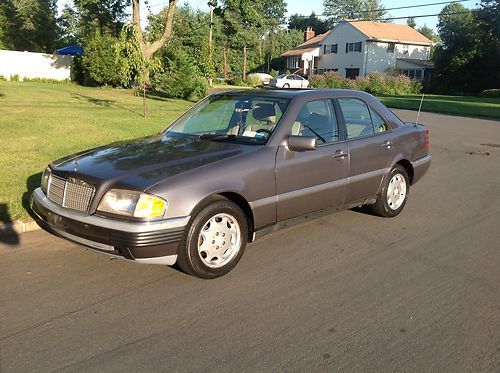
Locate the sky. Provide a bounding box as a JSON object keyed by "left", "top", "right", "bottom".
{"left": 58, "top": 0, "right": 477, "bottom": 30}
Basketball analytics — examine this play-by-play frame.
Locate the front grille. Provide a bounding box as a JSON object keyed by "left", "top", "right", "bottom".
{"left": 47, "top": 175, "right": 95, "bottom": 213}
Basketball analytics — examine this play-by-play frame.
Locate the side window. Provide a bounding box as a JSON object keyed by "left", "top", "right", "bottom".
{"left": 369, "top": 107, "right": 389, "bottom": 132}
{"left": 293, "top": 99, "right": 339, "bottom": 144}
{"left": 338, "top": 98, "right": 374, "bottom": 139}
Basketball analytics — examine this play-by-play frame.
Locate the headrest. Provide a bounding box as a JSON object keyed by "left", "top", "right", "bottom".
{"left": 252, "top": 103, "right": 276, "bottom": 122}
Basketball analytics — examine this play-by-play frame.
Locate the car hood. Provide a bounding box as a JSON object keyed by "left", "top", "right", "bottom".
{"left": 50, "top": 133, "right": 255, "bottom": 190}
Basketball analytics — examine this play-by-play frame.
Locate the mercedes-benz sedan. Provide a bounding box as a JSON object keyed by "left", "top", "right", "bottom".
{"left": 31, "top": 89, "right": 431, "bottom": 278}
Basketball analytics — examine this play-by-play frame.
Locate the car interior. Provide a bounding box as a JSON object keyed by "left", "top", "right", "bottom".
{"left": 292, "top": 100, "right": 339, "bottom": 144}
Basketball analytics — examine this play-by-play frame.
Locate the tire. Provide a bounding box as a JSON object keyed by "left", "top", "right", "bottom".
{"left": 177, "top": 199, "right": 248, "bottom": 279}
{"left": 283, "top": 83, "right": 290, "bottom": 88}
{"left": 370, "top": 165, "right": 410, "bottom": 217}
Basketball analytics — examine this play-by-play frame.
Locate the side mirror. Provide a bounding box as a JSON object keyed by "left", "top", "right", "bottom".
{"left": 287, "top": 135, "right": 317, "bottom": 151}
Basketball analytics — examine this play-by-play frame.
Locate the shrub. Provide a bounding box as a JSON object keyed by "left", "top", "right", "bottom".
{"left": 225, "top": 76, "right": 247, "bottom": 86}
{"left": 270, "top": 69, "right": 279, "bottom": 78}
{"left": 0, "top": 75, "right": 6, "bottom": 81}
{"left": 246, "top": 74, "right": 262, "bottom": 87}
{"left": 152, "top": 52, "right": 207, "bottom": 101}
{"left": 309, "top": 71, "right": 346, "bottom": 89}
{"left": 22, "top": 77, "right": 71, "bottom": 84}
{"left": 479, "top": 89, "right": 500, "bottom": 98}
{"left": 10, "top": 74, "right": 20, "bottom": 81}
{"left": 77, "top": 28, "right": 143, "bottom": 87}
{"left": 311, "top": 71, "right": 421, "bottom": 95}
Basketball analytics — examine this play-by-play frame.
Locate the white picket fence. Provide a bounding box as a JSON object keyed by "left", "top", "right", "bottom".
{"left": 0, "top": 49, "right": 73, "bottom": 81}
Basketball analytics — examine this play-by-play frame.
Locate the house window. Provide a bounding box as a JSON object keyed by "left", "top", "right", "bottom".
{"left": 387, "top": 43, "right": 395, "bottom": 53}
{"left": 403, "top": 45, "right": 409, "bottom": 55}
{"left": 323, "top": 44, "right": 338, "bottom": 54}
{"left": 287, "top": 57, "right": 299, "bottom": 69}
{"left": 400, "top": 69, "right": 425, "bottom": 81}
{"left": 345, "top": 42, "right": 362, "bottom": 53}
{"left": 345, "top": 68, "right": 360, "bottom": 79}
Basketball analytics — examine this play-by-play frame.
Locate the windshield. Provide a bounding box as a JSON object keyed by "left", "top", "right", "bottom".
{"left": 277, "top": 74, "right": 287, "bottom": 79}
{"left": 164, "top": 94, "right": 290, "bottom": 145}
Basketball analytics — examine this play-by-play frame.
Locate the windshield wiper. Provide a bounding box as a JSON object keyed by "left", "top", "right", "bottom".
{"left": 199, "top": 134, "right": 238, "bottom": 141}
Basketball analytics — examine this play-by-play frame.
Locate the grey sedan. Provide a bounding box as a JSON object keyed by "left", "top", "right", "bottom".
{"left": 31, "top": 89, "right": 431, "bottom": 278}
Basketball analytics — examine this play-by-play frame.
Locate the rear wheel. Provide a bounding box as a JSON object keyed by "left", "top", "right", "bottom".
{"left": 371, "top": 165, "right": 409, "bottom": 217}
{"left": 177, "top": 199, "right": 248, "bottom": 279}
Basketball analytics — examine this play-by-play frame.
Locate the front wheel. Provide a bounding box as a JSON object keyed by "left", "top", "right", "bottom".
{"left": 283, "top": 83, "right": 290, "bottom": 88}
{"left": 177, "top": 199, "right": 248, "bottom": 279}
{"left": 370, "top": 165, "right": 410, "bottom": 217}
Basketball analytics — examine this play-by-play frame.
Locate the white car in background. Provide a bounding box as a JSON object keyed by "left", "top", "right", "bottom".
{"left": 269, "top": 74, "right": 309, "bottom": 89}
{"left": 248, "top": 73, "right": 274, "bottom": 85}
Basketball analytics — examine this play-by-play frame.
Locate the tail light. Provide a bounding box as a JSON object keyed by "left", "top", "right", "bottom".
{"left": 425, "top": 128, "right": 429, "bottom": 150}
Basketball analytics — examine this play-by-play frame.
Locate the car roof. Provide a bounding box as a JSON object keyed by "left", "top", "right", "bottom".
{"left": 211, "top": 88, "right": 373, "bottom": 100}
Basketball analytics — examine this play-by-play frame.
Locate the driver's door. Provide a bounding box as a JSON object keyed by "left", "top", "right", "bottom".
{"left": 275, "top": 99, "right": 349, "bottom": 221}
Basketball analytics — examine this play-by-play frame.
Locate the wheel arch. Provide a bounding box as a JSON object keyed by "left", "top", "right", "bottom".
{"left": 190, "top": 192, "right": 255, "bottom": 243}
{"left": 218, "top": 192, "right": 255, "bottom": 243}
{"left": 395, "top": 159, "right": 414, "bottom": 184}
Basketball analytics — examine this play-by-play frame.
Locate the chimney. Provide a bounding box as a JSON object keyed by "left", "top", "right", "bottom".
{"left": 304, "top": 27, "right": 315, "bottom": 42}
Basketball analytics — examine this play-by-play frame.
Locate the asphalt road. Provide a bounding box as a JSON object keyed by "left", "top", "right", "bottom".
{"left": 1, "top": 110, "right": 499, "bottom": 372}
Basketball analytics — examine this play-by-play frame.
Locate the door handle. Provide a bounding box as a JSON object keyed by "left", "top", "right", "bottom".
{"left": 382, "top": 140, "right": 392, "bottom": 149}
{"left": 333, "top": 150, "right": 349, "bottom": 159}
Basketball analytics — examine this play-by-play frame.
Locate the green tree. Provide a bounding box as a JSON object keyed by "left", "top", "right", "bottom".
{"left": 73, "top": 0, "right": 131, "bottom": 40}
{"left": 79, "top": 27, "right": 142, "bottom": 86}
{"left": 416, "top": 25, "right": 439, "bottom": 43}
{"left": 323, "top": 0, "right": 387, "bottom": 27}
{"left": 1, "top": 0, "right": 59, "bottom": 52}
{"left": 0, "top": 1, "right": 22, "bottom": 50}
{"left": 58, "top": 4, "right": 79, "bottom": 46}
{"left": 433, "top": 3, "right": 480, "bottom": 92}
{"left": 288, "top": 12, "right": 329, "bottom": 34}
{"left": 407, "top": 17, "right": 416, "bottom": 29}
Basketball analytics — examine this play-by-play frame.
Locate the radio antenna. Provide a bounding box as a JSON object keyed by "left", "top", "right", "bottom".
{"left": 416, "top": 93, "right": 425, "bottom": 125}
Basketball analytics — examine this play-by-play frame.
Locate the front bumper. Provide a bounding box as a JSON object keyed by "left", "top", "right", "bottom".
{"left": 30, "top": 188, "right": 190, "bottom": 265}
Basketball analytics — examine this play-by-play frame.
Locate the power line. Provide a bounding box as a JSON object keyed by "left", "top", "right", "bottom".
{"left": 358, "top": 0, "right": 475, "bottom": 13}
{"left": 290, "top": 0, "right": 476, "bottom": 18}
{"left": 347, "top": 9, "right": 485, "bottom": 22}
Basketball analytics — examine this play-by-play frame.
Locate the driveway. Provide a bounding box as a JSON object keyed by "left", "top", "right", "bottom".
{"left": 1, "top": 110, "right": 499, "bottom": 372}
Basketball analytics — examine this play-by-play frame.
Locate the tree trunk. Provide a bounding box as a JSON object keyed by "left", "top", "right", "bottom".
{"left": 223, "top": 47, "right": 228, "bottom": 79}
{"left": 132, "top": 0, "right": 178, "bottom": 69}
{"left": 243, "top": 45, "right": 247, "bottom": 80}
{"left": 143, "top": 84, "right": 147, "bottom": 118}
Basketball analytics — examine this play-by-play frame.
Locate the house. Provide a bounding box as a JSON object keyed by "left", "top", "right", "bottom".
{"left": 317, "top": 20, "right": 434, "bottom": 80}
{"left": 282, "top": 27, "right": 330, "bottom": 76}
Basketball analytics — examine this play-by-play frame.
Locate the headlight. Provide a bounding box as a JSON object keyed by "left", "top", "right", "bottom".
{"left": 97, "top": 189, "right": 167, "bottom": 220}
{"left": 41, "top": 167, "right": 51, "bottom": 193}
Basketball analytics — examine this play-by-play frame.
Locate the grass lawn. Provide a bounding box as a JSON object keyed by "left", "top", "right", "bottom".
{"left": 1, "top": 82, "right": 499, "bottom": 223}
{"left": 0, "top": 81, "right": 192, "bottom": 222}
{"left": 377, "top": 94, "right": 500, "bottom": 119}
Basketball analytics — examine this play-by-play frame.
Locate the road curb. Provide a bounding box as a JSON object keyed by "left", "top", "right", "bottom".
{"left": 0, "top": 219, "right": 40, "bottom": 238}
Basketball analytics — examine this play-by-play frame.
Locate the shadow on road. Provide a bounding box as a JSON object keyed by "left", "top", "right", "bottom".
{"left": 350, "top": 205, "right": 379, "bottom": 217}
{"left": 0, "top": 204, "right": 20, "bottom": 245}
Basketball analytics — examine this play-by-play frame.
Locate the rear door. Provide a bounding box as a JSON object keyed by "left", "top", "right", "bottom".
{"left": 275, "top": 99, "right": 349, "bottom": 220}
{"left": 337, "top": 97, "right": 396, "bottom": 202}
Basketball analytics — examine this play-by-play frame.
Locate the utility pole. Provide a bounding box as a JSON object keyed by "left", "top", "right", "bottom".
{"left": 208, "top": 1, "right": 214, "bottom": 52}
{"left": 207, "top": 1, "right": 215, "bottom": 86}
